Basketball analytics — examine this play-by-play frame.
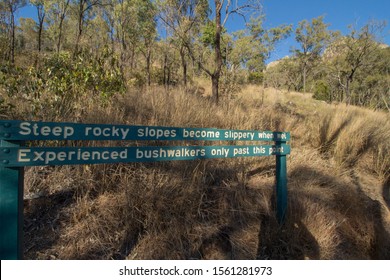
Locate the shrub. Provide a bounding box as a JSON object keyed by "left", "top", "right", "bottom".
{"left": 248, "top": 71, "right": 264, "bottom": 85}
{"left": 0, "top": 50, "right": 126, "bottom": 118}
{"left": 313, "top": 80, "right": 330, "bottom": 102}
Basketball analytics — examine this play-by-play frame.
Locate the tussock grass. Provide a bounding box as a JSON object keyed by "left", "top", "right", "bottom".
{"left": 10, "top": 84, "right": 390, "bottom": 259}
{"left": 305, "top": 103, "right": 390, "bottom": 181}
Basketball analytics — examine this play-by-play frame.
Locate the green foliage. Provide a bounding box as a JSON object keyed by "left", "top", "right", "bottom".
{"left": 0, "top": 49, "right": 125, "bottom": 117}
{"left": 0, "top": 95, "right": 15, "bottom": 117}
{"left": 0, "top": 65, "right": 35, "bottom": 97}
{"left": 43, "top": 51, "right": 125, "bottom": 100}
{"left": 293, "top": 16, "right": 333, "bottom": 93}
{"left": 265, "top": 57, "right": 301, "bottom": 91}
{"left": 128, "top": 71, "right": 147, "bottom": 88}
{"left": 231, "top": 16, "right": 291, "bottom": 75}
{"left": 266, "top": 20, "right": 389, "bottom": 111}
{"left": 1, "top": 0, "right": 388, "bottom": 112}
{"left": 324, "top": 22, "right": 389, "bottom": 108}
{"left": 248, "top": 71, "right": 264, "bottom": 84}
{"left": 294, "top": 16, "right": 331, "bottom": 55}
{"left": 313, "top": 80, "right": 330, "bottom": 102}
{"left": 0, "top": 2, "right": 10, "bottom": 61}
{"left": 200, "top": 20, "right": 226, "bottom": 48}
{"left": 0, "top": 65, "right": 33, "bottom": 117}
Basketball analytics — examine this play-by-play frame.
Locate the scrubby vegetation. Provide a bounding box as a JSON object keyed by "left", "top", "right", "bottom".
{"left": 266, "top": 19, "right": 390, "bottom": 110}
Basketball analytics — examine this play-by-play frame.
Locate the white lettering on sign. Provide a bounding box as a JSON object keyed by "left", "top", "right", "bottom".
{"left": 233, "top": 147, "right": 249, "bottom": 156}
{"left": 210, "top": 147, "right": 229, "bottom": 157}
{"left": 269, "top": 146, "right": 284, "bottom": 154}
{"left": 258, "top": 132, "right": 273, "bottom": 139}
{"left": 19, "top": 122, "right": 74, "bottom": 139}
{"left": 16, "top": 149, "right": 128, "bottom": 164}
{"left": 84, "top": 126, "right": 130, "bottom": 139}
{"left": 224, "top": 131, "right": 255, "bottom": 140}
{"left": 33, "top": 151, "right": 45, "bottom": 161}
{"left": 253, "top": 146, "right": 266, "bottom": 154}
{"left": 136, "top": 148, "right": 206, "bottom": 159}
{"left": 137, "top": 128, "right": 177, "bottom": 139}
{"left": 183, "top": 129, "right": 221, "bottom": 139}
{"left": 18, "top": 149, "right": 31, "bottom": 162}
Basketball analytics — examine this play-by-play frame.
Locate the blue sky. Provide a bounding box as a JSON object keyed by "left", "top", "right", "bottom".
{"left": 267, "top": 0, "right": 390, "bottom": 60}
{"left": 18, "top": 0, "right": 390, "bottom": 62}
{"left": 225, "top": 0, "right": 390, "bottom": 61}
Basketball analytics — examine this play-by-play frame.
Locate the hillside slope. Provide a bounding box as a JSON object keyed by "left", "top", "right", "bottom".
{"left": 14, "top": 85, "right": 389, "bottom": 259}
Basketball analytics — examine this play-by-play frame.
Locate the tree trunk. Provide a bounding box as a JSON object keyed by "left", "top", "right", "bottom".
{"left": 212, "top": 0, "right": 223, "bottom": 104}
{"left": 10, "top": 12, "right": 15, "bottom": 64}
{"left": 118, "top": 28, "right": 127, "bottom": 77}
{"left": 167, "top": 67, "right": 171, "bottom": 88}
{"left": 110, "top": 27, "right": 115, "bottom": 52}
{"left": 344, "top": 69, "right": 356, "bottom": 105}
{"left": 57, "top": 14, "right": 66, "bottom": 53}
{"left": 180, "top": 45, "right": 187, "bottom": 87}
{"left": 261, "top": 72, "right": 266, "bottom": 106}
{"left": 344, "top": 78, "right": 351, "bottom": 105}
{"left": 303, "top": 65, "right": 307, "bottom": 93}
{"left": 38, "top": 21, "right": 43, "bottom": 53}
{"left": 146, "top": 48, "right": 151, "bottom": 86}
{"left": 57, "top": 0, "right": 70, "bottom": 53}
{"left": 36, "top": 4, "right": 45, "bottom": 53}
{"left": 211, "top": 74, "right": 219, "bottom": 104}
{"left": 163, "top": 54, "right": 167, "bottom": 88}
{"left": 74, "top": 1, "right": 84, "bottom": 55}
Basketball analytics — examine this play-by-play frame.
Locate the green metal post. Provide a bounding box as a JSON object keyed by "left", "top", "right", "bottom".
{"left": 275, "top": 141, "right": 287, "bottom": 224}
{"left": 0, "top": 139, "right": 24, "bottom": 260}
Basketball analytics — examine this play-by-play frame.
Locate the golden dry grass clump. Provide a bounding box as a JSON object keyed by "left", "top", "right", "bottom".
{"left": 11, "top": 84, "right": 390, "bottom": 259}
{"left": 305, "top": 104, "right": 390, "bottom": 180}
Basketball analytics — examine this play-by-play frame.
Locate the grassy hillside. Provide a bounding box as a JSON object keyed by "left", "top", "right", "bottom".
{"left": 8, "top": 84, "right": 389, "bottom": 259}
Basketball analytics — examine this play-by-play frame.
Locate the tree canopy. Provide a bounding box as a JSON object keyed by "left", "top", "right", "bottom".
{"left": 0, "top": 1, "right": 388, "bottom": 110}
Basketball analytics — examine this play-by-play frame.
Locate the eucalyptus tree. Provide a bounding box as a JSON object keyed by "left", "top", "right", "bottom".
{"left": 325, "top": 21, "right": 387, "bottom": 104}
{"left": 293, "top": 16, "right": 332, "bottom": 93}
{"left": 137, "top": 0, "right": 157, "bottom": 86}
{"left": 100, "top": 0, "right": 115, "bottom": 50}
{"left": 233, "top": 16, "right": 291, "bottom": 79}
{"left": 0, "top": 1, "right": 9, "bottom": 61}
{"left": 206, "top": 0, "right": 262, "bottom": 103}
{"left": 112, "top": 0, "right": 141, "bottom": 69}
{"left": 18, "top": 17, "right": 37, "bottom": 51}
{"left": 157, "top": 0, "right": 209, "bottom": 87}
{"left": 71, "top": 0, "right": 102, "bottom": 55}
{"left": 160, "top": 0, "right": 261, "bottom": 103}
{"left": 3, "top": 0, "right": 26, "bottom": 63}
{"left": 229, "top": 15, "right": 291, "bottom": 103}
{"left": 105, "top": 0, "right": 156, "bottom": 83}
{"left": 45, "top": 0, "right": 71, "bottom": 53}
{"left": 31, "top": 0, "right": 45, "bottom": 53}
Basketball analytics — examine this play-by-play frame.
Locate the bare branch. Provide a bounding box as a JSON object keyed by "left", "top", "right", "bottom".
{"left": 221, "top": 0, "right": 262, "bottom": 27}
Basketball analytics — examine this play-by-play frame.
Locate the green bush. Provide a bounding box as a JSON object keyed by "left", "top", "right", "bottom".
{"left": 44, "top": 51, "right": 125, "bottom": 100}
{"left": 0, "top": 50, "right": 126, "bottom": 118}
{"left": 248, "top": 71, "right": 264, "bottom": 85}
{"left": 313, "top": 80, "right": 330, "bottom": 102}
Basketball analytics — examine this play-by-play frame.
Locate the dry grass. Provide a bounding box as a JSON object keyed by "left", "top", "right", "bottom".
{"left": 304, "top": 103, "right": 390, "bottom": 181}
{"left": 6, "top": 82, "right": 388, "bottom": 260}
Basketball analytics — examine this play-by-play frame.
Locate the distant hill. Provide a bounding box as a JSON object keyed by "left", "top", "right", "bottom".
{"left": 266, "top": 56, "right": 291, "bottom": 69}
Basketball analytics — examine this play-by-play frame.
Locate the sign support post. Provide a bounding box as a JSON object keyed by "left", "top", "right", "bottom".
{"left": 0, "top": 139, "right": 24, "bottom": 260}
{"left": 275, "top": 140, "right": 288, "bottom": 224}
